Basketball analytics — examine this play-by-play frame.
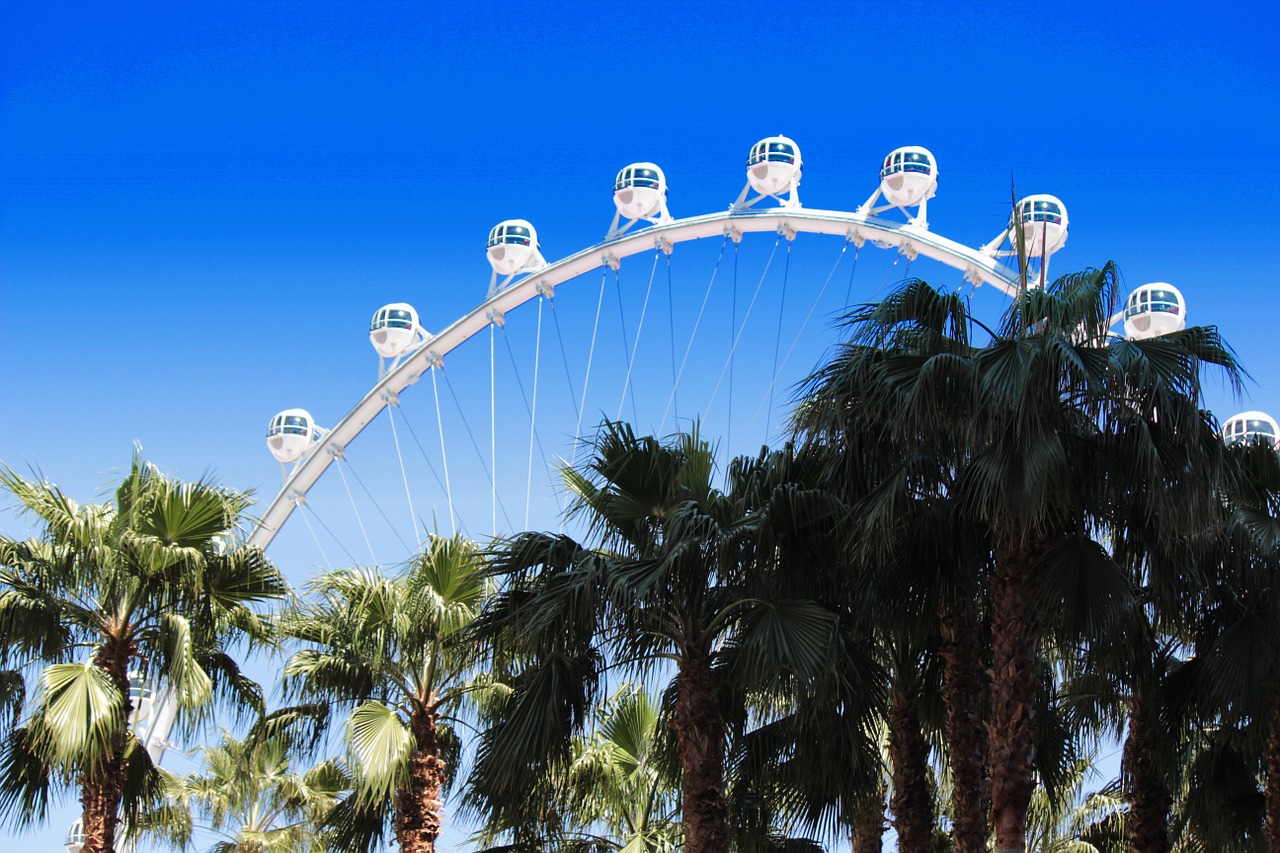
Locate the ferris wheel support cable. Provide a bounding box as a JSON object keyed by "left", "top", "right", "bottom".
{"left": 445, "top": 368, "right": 504, "bottom": 507}
{"left": 706, "top": 235, "right": 781, "bottom": 419}
{"left": 573, "top": 269, "right": 610, "bottom": 467}
{"left": 767, "top": 238, "right": 793, "bottom": 438}
{"left": 344, "top": 443, "right": 414, "bottom": 553}
{"left": 618, "top": 251, "right": 660, "bottom": 421}
{"left": 610, "top": 268, "right": 640, "bottom": 427}
{"left": 297, "top": 503, "right": 333, "bottom": 570}
{"left": 729, "top": 241, "right": 738, "bottom": 450}
{"left": 386, "top": 404, "right": 422, "bottom": 549}
{"left": 525, "top": 296, "right": 545, "bottom": 531}
{"left": 335, "top": 458, "right": 377, "bottom": 564}
{"left": 393, "top": 400, "right": 449, "bottom": 504}
{"left": 248, "top": 207, "right": 1020, "bottom": 552}
{"left": 490, "top": 323, "right": 497, "bottom": 535}
{"left": 666, "top": 253, "right": 678, "bottom": 423}
{"left": 747, "top": 239, "right": 850, "bottom": 438}
{"left": 550, "top": 300, "right": 581, "bottom": 421}
{"left": 661, "top": 236, "right": 729, "bottom": 435}
{"left": 498, "top": 324, "right": 563, "bottom": 518}
{"left": 430, "top": 369, "right": 457, "bottom": 537}
{"left": 843, "top": 244, "right": 861, "bottom": 310}
{"left": 306, "top": 501, "right": 357, "bottom": 564}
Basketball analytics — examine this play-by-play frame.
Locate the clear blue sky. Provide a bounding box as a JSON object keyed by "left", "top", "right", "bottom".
{"left": 3, "top": 1, "right": 1279, "bottom": 849}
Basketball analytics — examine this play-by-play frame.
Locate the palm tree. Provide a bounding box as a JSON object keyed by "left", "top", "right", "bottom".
{"left": 473, "top": 422, "right": 858, "bottom": 853}
{"left": 0, "top": 457, "right": 286, "bottom": 853}
{"left": 473, "top": 684, "right": 682, "bottom": 853}
{"left": 144, "top": 726, "right": 348, "bottom": 853}
{"left": 278, "top": 534, "right": 488, "bottom": 853}
{"left": 795, "top": 265, "right": 1241, "bottom": 851}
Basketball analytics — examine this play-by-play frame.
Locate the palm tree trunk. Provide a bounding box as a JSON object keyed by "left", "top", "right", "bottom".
{"left": 393, "top": 707, "right": 446, "bottom": 853}
{"left": 989, "top": 539, "right": 1037, "bottom": 853}
{"left": 940, "top": 590, "right": 990, "bottom": 853}
{"left": 851, "top": 780, "right": 886, "bottom": 853}
{"left": 1264, "top": 698, "right": 1280, "bottom": 852}
{"left": 673, "top": 650, "right": 728, "bottom": 853}
{"left": 81, "top": 641, "right": 133, "bottom": 853}
{"left": 888, "top": 683, "right": 933, "bottom": 851}
{"left": 1122, "top": 697, "right": 1171, "bottom": 853}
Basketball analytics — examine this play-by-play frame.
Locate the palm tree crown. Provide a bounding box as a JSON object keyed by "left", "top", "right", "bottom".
{"left": 0, "top": 457, "right": 286, "bottom": 853}
{"left": 279, "top": 534, "right": 489, "bottom": 853}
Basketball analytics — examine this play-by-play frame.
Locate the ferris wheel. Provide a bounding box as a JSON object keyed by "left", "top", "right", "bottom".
{"left": 246, "top": 136, "right": 1102, "bottom": 557}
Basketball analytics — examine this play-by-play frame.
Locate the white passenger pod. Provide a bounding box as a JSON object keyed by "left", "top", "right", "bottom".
{"left": 1223, "top": 411, "right": 1280, "bottom": 448}
{"left": 859, "top": 146, "right": 938, "bottom": 228}
{"left": 732, "top": 135, "right": 802, "bottom": 211}
{"left": 607, "top": 163, "right": 672, "bottom": 239}
{"left": 981, "top": 194, "right": 1069, "bottom": 285}
{"left": 487, "top": 219, "right": 548, "bottom": 295}
{"left": 1123, "top": 283, "right": 1186, "bottom": 340}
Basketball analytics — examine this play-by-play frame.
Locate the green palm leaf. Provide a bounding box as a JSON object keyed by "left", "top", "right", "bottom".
{"left": 346, "top": 701, "right": 412, "bottom": 807}
{"left": 32, "top": 661, "right": 123, "bottom": 766}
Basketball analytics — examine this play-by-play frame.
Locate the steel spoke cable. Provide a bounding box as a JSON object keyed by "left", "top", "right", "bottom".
{"left": 746, "top": 238, "right": 850, "bottom": 437}
{"left": 873, "top": 250, "right": 904, "bottom": 298}
{"left": 499, "top": 326, "right": 560, "bottom": 490}
{"left": 704, "top": 234, "right": 781, "bottom": 417}
{"left": 660, "top": 234, "right": 729, "bottom": 433}
{"left": 296, "top": 502, "right": 334, "bottom": 570}
{"left": 391, "top": 399, "right": 449, "bottom": 500}
{"left": 334, "top": 458, "right": 377, "bottom": 564}
{"left": 617, "top": 250, "right": 660, "bottom": 421}
{"left": 341, "top": 456, "right": 413, "bottom": 554}
{"left": 765, "top": 236, "right": 793, "bottom": 438}
{"left": 302, "top": 502, "right": 355, "bottom": 565}
{"left": 525, "top": 295, "right": 545, "bottom": 530}
{"left": 610, "top": 267, "right": 640, "bottom": 427}
{"left": 385, "top": 404, "right": 422, "bottom": 548}
{"left": 729, "top": 240, "right": 738, "bottom": 449}
{"left": 666, "top": 251, "right": 678, "bottom": 424}
{"left": 430, "top": 368, "right": 457, "bottom": 536}
{"left": 842, "top": 244, "right": 862, "bottom": 308}
{"left": 490, "top": 323, "right": 497, "bottom": 535}
{"left": 443, "top": 370, "right": 514, "bottom": 532}
{"left": 549, "top": 299, "right": 580, "bottom": 422}
{"left": 573, "top": 268, "right": 610, "bottom": 464}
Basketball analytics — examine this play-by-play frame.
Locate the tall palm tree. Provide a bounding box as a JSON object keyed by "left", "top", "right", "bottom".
{"left": 278, "top": 534, "right": 488, "bottom": 853}
{"left": 795, "top": 265, "right": 1241, "bottom": 851}
{"left": 473, "top": 684, "right": 682, "bottom": 853}
{"left": 473, "top": 422, "right": 860, "bottom": 853}
{"left": 0, "top": 457, "right": 286, "bottom": 853}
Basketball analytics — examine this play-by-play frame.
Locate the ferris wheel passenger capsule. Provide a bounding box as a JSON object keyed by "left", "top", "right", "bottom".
{"left": 614, "top": 163, "right": 669, "bottom": 220}
{"left": 486, "top": 220, "right": 541, "bottom": 277}
{"left": 1122, "top": 283, "right": 1186, "bottom": 340}
{"left": 859, "top": 145, "right": 938, "bottom": 227}
{"left": 66, "top": 819, "right": 85, "bottom": 853}
{"left": 370, "top": 303, "right": 428, "bottom": 358}
{"left": 1010, "top": 194, "right": 1069, "bottom": 259}
{"left": 732, "top": 135, "right": 802, "bottom": 211}
{"left": 746, "top": 135, "right": 802, "bottom": 198}
{"left": 1223, "top": 411, "right": 1280, "bottom": 449}
{"left": 266, "top": 408, "right": 320, "bottom": 464}
{"left": 879, "top": 146, "right": 938, "bottom": 208}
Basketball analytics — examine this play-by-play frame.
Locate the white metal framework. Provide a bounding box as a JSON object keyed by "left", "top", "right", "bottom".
{"left": 248, "top": 204, "right": 1028, "bottom": 551}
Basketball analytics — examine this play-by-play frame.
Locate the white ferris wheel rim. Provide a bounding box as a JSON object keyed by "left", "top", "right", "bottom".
{"left": 246, "top": 205, "right": 1021, "bottom": 552}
